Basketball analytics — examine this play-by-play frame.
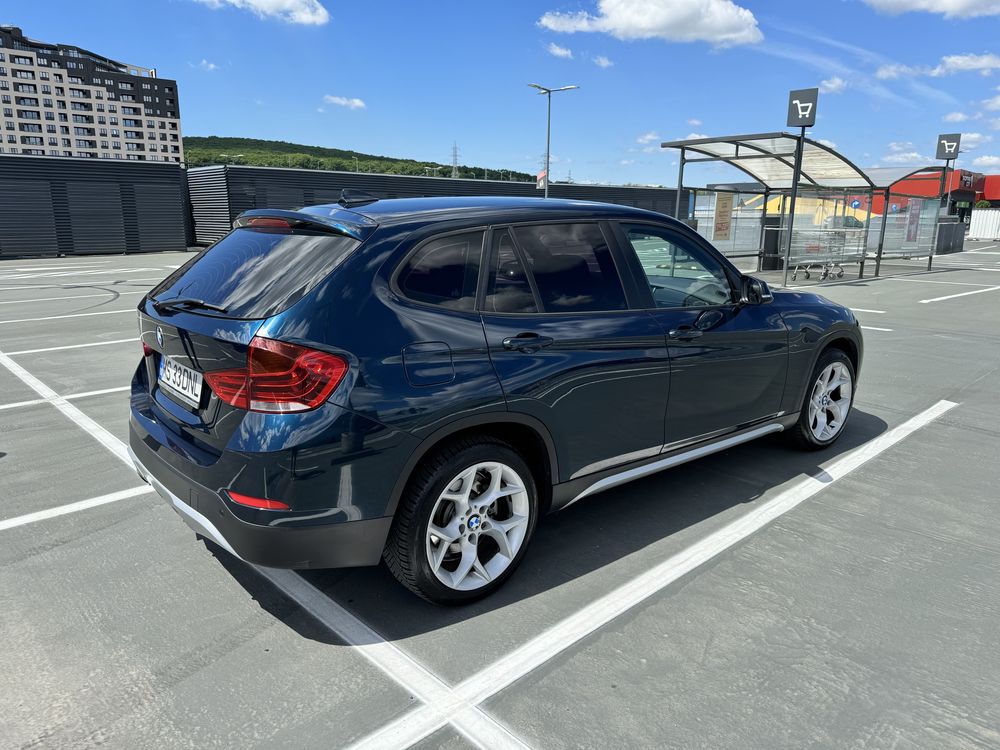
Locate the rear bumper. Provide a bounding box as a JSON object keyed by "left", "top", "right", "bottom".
{"left": 128, "top": 440, "right": 393, "bottom": 570}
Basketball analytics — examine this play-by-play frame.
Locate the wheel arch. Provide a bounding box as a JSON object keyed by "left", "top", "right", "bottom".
{"left": 385, "top": 413, "right": 559, "bottom": 518}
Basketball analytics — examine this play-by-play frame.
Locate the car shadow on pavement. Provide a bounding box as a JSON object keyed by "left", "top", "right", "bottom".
{"left": 213, "top": 408, "right": 888, "bottom": 645}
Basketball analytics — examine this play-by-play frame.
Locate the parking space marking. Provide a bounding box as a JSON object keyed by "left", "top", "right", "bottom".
{"left": 0, "top": 267, "right": 164, "bottom": 281}
{"left": 0, "top": 290, "right": 146, "bottom": 306}
{"left": 885, "top": 278, "right": 994, "bottom": 287}
{"left": 860, "top": 325, "right": 893, "bottom": 332}
{"left": 0, "top": 349, "right": 130, "bottom": 465}
{"left": 919, "top": 285, "right": 1000, "bottom": 304}
{"left": 5, "top": 338, "right": 137, "bottom": 356}
{"left": 0, "top": 308, "right": 136, "bottom": 325}
{"left": 258, "top": 568, "right": 533, "bottom": 750}
{"left": 851, "top": 308, "right": 886, "bottom": 314}
{"left": 0, "top": 279, "right": 163, "bottom": 292}
{"left": 351, "top": 399, "right": 959, "bottom": 750}
{"left": 0, "top": 386, "right": 130, "bottom": 412}
{"left": 0, "top": 486, "right": 153, "bottom": 532}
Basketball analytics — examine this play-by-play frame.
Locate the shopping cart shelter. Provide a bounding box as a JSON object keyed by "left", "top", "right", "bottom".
{"left": 660, "top": 133, "right": 963, "bottom": 285}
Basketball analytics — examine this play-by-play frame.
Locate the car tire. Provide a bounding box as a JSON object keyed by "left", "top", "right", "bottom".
{"left": 787, "top": 347, "right": 856, "bottom": 451}
{"left": 383, "top": 436, "right": 539, "bottom": 605}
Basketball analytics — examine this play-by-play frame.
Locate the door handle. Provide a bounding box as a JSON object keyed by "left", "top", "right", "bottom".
{"left": 668, "top": 326, "right": 704, "bottom": 341}
{"left": 502, "top": 333, "right": 555, "bottom": 351}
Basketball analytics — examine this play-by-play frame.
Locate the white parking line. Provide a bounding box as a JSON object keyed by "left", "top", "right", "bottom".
{"left": 0, "top": 308, "right": 136, "bottom": 325}
{"left": 0, "top": 486, "right": 154, "bottom": 533}
{"left": 851, "top": 308, "right": 886, "bottom": 314}
{"left": 919, "top": 285, "right": 1000, "bottom": 304}
{"left": 860, "top": 326, "right": 893, "bottom": 332}
{"left": 6, "top": 338, "right": 137, "bottom": 356}
{"left": 0, "top": 291, "right": 146, "bottom": 306}
{"left": 0, "top": 279, "right": 161, "bottom": 291}
{"left": 350, "top": 399, "right": 959, "bottom": 750}
{"left": 0, "top": 385, "right": 130, "bottom": 412}
{"left": 0, "top": 349, "right": 532, "bottom": 750}
{"left": 258, "top": 568, "right": 532, "bottom": 750}
{"left": 0, "top": 349, "right": 130, "bottom": 465}
{"left": 886, "top": 278, "right": 994, "bottom": 287}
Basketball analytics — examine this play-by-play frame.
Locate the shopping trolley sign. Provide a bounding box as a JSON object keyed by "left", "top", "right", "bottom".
{"left": 936, "top": 133, "right": 961, "bottom": 160}
{"left": 786, "top": 87, "right": 819, "bottom": 128}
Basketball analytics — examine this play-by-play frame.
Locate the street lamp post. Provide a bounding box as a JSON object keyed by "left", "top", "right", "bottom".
{"left": 528, "top": 83, "right": 578, "bottom": 198}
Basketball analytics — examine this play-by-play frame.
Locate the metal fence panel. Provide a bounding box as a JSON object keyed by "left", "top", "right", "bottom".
{"left": 187, "top": 165, "right": 688, "bottom": 245}
{"left": 0, "top": 155, "right": 187, "bottom": 257}
{"left": 969, "top": 208, "right": 1000, "bottom": 240}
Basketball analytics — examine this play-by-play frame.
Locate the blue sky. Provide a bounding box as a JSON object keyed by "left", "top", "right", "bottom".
{"left": 12, "top": 0, "right": 1000, "bottom": 184}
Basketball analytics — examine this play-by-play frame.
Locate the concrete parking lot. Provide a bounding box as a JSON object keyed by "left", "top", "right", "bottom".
{"left": 1, "top": 246, "right": 999, "bottom": 749}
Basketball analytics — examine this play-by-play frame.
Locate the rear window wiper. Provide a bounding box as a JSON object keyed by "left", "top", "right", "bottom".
{"left": 152, "top": 296, "right": 228, "bottom": 314}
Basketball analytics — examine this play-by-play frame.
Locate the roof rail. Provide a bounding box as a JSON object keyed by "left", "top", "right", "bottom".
{"left": 338, "top": 189, "right": 379, "bottom": 208}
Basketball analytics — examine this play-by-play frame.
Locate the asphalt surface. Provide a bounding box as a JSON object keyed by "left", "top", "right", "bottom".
{"left": 1, "top": 245, "right": 998, "bottom": 749}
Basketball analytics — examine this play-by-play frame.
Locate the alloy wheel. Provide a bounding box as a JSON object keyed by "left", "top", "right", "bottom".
{"left": 808, "top": 361, "right": 853, "bottom": 441}
{"left": 425, "top": 462, "right": 530, "bottom": 591}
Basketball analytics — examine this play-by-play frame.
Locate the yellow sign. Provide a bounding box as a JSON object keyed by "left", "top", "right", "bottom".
{"left": 714, "top": 193, "right": 734, "bottom": 241}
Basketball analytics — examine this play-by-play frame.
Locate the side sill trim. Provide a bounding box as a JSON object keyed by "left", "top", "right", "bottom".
{"left": 562, "top": 422, "right": 784, "bottom": 509}
{"left": 128, "top": 446, "right": 244, "bottom": 561}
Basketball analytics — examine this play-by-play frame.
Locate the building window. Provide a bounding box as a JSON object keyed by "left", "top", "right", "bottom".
{"left": 11, "top": 55, "right": 33, "bottom": 65}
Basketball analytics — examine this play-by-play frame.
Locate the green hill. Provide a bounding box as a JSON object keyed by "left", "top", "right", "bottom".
{"left": 183, "top": 136, "right": 534, "bottom": 181}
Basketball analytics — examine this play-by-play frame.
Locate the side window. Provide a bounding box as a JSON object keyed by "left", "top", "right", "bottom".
{"left": 484, "top": 229, "right": 538, "bottom": 313}
{"left": 512, "top": 223, "right": 627, "bottom": 313}
{"left": 622, "top": 225, "right": 734, "bottom": 308}
{"left": 397, "top": 230, "right": 483, "bottom": 311}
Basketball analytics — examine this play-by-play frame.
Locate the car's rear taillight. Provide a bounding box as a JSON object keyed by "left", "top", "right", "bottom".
{"left": 203, "top": 337, "right": 348, "bottom": 413}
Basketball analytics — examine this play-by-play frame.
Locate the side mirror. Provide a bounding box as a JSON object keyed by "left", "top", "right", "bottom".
{"left": 740, "top": 276, "right": 774, "bottom": 305}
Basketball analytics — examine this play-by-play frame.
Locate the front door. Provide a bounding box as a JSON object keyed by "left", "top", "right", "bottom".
{"left": 479, "top": 222, "right": 670, "bottom": 482}
{"left": 616, "top": 222, "right": 789, "bottom": 449}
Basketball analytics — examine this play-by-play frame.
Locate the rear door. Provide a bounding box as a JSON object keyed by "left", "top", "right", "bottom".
{"left": 614, "top": 222, "right": 788, "bottom": 448}
{"left": 479, "top": 221, "right": 670, "bottom": 483}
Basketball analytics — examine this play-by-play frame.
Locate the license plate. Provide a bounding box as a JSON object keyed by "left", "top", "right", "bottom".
{"left": 158, "top": 356, "right": 203, "bottom": 407}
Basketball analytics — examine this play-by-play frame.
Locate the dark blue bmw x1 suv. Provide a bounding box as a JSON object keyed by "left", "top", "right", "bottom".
{"left": 129, "top": 195, "right": 862, "bottom": 603}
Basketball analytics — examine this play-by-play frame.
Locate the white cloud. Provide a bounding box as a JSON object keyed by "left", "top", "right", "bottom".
{"left": 820, "top": 76, "right": 847, "bottom": 94}
{"left": 875, "top": 63, "right": 915, "bottom": 79}
{"left": 193, "top": 0, "right": 329, "bottom": 24}
{"left": 593, "top": 55, "right": 614, "bottom": 68}
{"left": 883, "top": 141, "right": 931, "bottom": 163}
{"left": 944, "top": 111, "right": 970, "bottom": 122}
{"left": 620, "top": 159, "right": 635, "bottom": 165}
{"left": 862, "top": 0, "right": 1000, "bottom": 18}
{"left": 961, "top": 132, "right": 993, "bottom": 150}
{"left": 883, "top": 150, "right": 931, "bottom": 164}
{"left": 323, "top": 95, "right": 366, "bottom": 110}
{"left": 198, "top": 59, "right": 218, "bottom": 71}
{"left": 316, "top": 107, "right": 325, "bottom": 113}
{"left": 547, "top": 42, "right": 574, "bottom": 59}
{"left": 972, "top": 154, "right": 1000, "bottom": 168}
{"left": 817, "top": 138, "right": 837, "bottom": 149}
{"left": 984, "top": 87, "right": 1000, "bottom": 110}
{"left": 636, "top": 131, "right": 660, "bottom": 144}
{"left": 538, "top": 0, "right": 762, "bottom": 47}
{"left": 687, "top": 118, "right": 702, "bottom": 126}
{"left": 990, "top": 118, "right": 1000, "bottom": 129}
{"left": 931, "top": 53, "right": 1000, "bottom": 76}
{"left": 878, "top": 53, "right": 1000, "bottom": 79}
{"left": 685, "top": 132, "right": 708, "bottom": 140}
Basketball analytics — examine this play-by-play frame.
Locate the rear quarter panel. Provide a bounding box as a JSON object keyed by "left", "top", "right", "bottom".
{"left": 771, "top": 290, "right": 863, "bottom": 416}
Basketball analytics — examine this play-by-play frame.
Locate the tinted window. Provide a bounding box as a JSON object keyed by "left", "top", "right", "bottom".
{"left": 623, "top": 225, "right": 733, "bottom": 308}
{"left": 484, "top": 229, "right": 537, "bottom": 313}
{"left": 512, "top": 223, "right": 627, "bottom": 313}
{"left": 397, "top": 231, "right": 483, "bottom": 311}
{"left": 150, "top": 228, "right": 359, "bottom": 319}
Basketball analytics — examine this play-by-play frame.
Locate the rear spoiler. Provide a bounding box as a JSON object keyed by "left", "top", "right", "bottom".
{"left": 233, "top": 208, "right": 377, "bottom": 241}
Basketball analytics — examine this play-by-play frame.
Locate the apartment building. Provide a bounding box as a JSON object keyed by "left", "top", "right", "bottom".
{"left": 0, "top": 25, "right": 182, "bottom": 162}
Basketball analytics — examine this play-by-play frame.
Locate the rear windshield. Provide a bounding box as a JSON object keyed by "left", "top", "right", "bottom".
{"left": 150, "top": 228, "right": 360, "bottom": 319}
